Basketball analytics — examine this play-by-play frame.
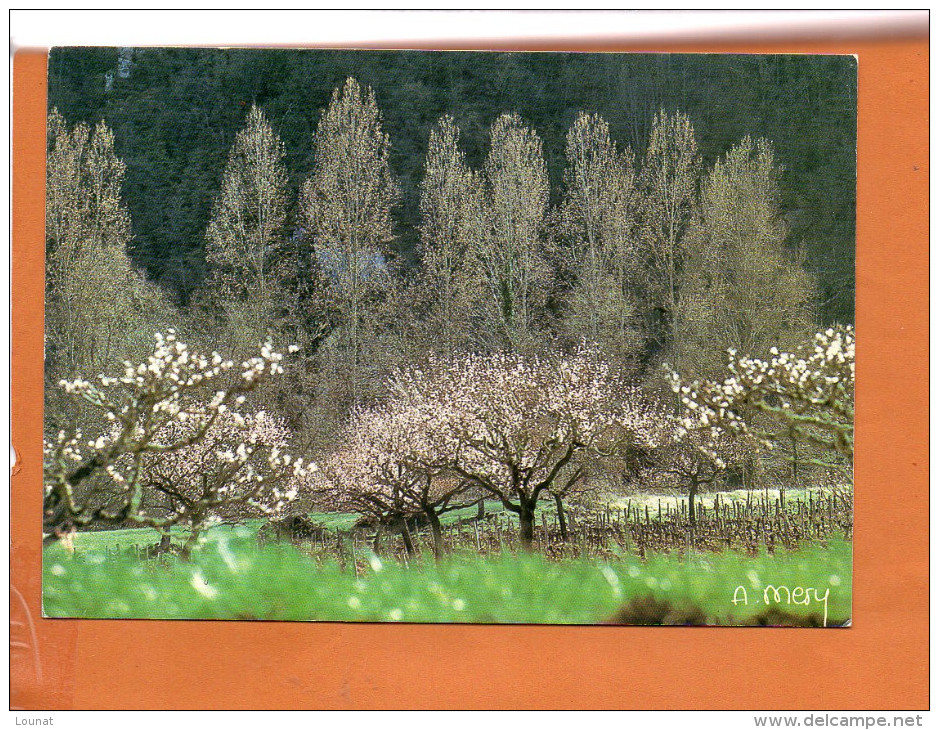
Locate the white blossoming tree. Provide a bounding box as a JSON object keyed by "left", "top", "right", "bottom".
{"left": 389, "top": 347, "right": 658, "bottom": 548}
{"left": 125, "top": 409, "right": 304, "bottom": 557}
{"left": 43, "top": 331, "right": 314, "bottom": 557}
{"left": 318, "top": 402, "right": 470, "bottom": 558}
{"left": 668, "top": 325, "right": 855, "bottom": 468}
{"left": 643, "top": 412, "right": 751, "bottom": 538}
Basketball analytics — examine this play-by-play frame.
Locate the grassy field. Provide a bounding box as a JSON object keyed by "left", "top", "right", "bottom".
{"left": 44, "top": 486, "right": 848, "bottom": 558}
{"left": 42, "top": 501, "right": 514, "bottom": 555}
{"left": 43, "top": 527, "right": 851, "bottom": 625}
{"left": 43, "top": 489, "right": 852, "bottom": 625}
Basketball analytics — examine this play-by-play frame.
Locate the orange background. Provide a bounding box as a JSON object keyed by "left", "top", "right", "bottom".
{"left": 11, "top": 34, "right": 929, "bottom": 709}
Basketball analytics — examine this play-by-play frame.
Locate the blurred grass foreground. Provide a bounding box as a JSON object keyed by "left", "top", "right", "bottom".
{"left": 43, "top": 531, "right": 851, "bottom": 626}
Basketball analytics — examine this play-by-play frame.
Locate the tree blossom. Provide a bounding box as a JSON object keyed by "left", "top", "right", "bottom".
{"left": 388, "top": 346, "right": 658, "bottom": 547}
{"left": 115, "top": 409, "right": 308, "bottom": 556}
{"left": 667, "top": 325, "right": 854, "bottom": 464}
{"left": 317, "top": 402, "right": 470, "bottom": 557}
{"left": 43, "top": 331, "right": 311, "bottom": 552}
{"left": 642, "top": 410, "right": 752, "bottom": 535}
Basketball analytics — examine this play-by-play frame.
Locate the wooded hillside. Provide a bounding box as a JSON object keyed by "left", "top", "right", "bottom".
{"left": 48, "top": 48, "right": 856, "bottom": 324}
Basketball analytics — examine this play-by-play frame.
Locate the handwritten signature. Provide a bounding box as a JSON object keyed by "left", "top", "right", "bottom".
{"left": 732, "top": 584, "right": 831, "bottom": 627}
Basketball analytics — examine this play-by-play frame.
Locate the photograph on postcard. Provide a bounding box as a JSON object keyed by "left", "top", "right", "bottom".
{"left": 41, "top": 48, "right": 855, "bottom": 625}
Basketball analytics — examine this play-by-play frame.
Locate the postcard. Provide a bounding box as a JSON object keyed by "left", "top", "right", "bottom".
{"left": 39, "top": 48, "right": 856, "bottom": 626}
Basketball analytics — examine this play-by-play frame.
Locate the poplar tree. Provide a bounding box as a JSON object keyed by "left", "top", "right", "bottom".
{"left": 477, "top": 112, "right": 550, "bottom": 352}
{"left": 205, "top": 104, "right": 289, "bottom": 317}
{"left": 637, "top": 110, "right": 702, "bottom": 351}
{"left": 673, "top": 137, "right": 816, "bottom": 376}
{"left": 200, "top": 103, "right": 316, "bottom": 427}
{"left": 418, "top": 114, "right": 484, "bottom": 352}
{"left": 45, "top": 109, "right": 169, "bottom": 388}
{"left": 559, "top": 111, "right": 643, "bottom": 366}
{"left": 300, "top": 78, "right": 400, "bottom": 402}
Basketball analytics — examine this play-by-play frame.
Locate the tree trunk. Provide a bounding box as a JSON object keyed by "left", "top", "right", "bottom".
{"left": 424, "top": 509, "right": 445, "bottom": 561}
{"left": 157, "top": 532, "right": 172, "bottom": 553}
{"left": 372, "top": 524, "right": 383, "bottom": 552}
{"left": 180, "top": 526, "right": 201, "bottom": 561}
{"left": 476, "top": 496, "right": 486, "bottom": 520}
{"left": 554, "top": 493, "right": 569, "bottom": 541}
{"left": 783, "top": 435, "right": 797, "bottom": 510}
{"left": 399, "top": 521, "right": 415, "bottom": 556}
{"left": 518, "top": 500, "right": 536, "bottom": 549}
{"left": 790, "top": 435, "right": 799, "bottom": 487}
{"left": 688, "top": 481, "right": 698, "bottom": 541}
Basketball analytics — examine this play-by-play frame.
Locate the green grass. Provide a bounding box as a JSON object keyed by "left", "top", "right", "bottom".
{"left": 43, "top": 531, "right": 851, "bottom": 625}
{"left": 43, "top": 490, "right": 837, "bottom": 559}
{"left": 42, "top": 519, "right": 267, "bottom": 556}
{"left": 42, "top": 501, "right": 517, "bottom": 557}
